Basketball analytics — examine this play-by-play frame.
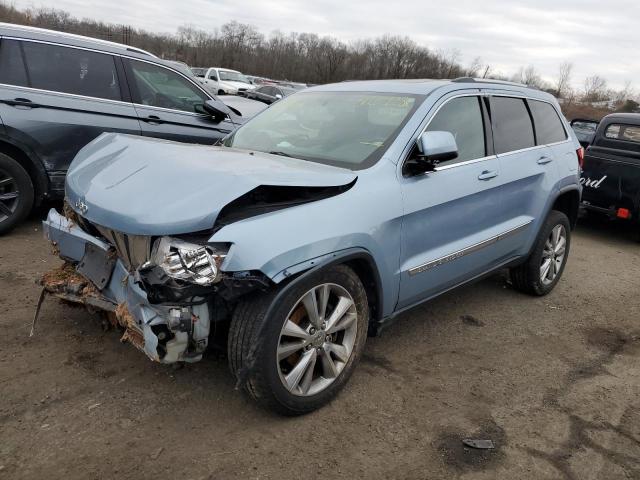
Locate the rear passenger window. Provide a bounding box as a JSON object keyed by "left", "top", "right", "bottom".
{"left": 605, "top": 124, "right": 640, "bottom": 143}
{"left": 529, "top": 100, "right": 567, "bottom": 144}
{"left": 21, "top": 42, "right": 122, "bottom": 101}
{"left": 0, "top": 40, "right": 29, "bottom": 87}
{"left": 426, "top": 96, "right": 486, "bottom": 165}
{"left": 491, "top": 97, "right": 535, "bottom": 154}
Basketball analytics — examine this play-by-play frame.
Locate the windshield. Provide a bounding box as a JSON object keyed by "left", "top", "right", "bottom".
{"left": 191, "top": 68, "right": 206, "bottom": 78}
{"left": 225, "top": 91, "right": 422, "bottom": 169}
{"left": 219, "top": 70, "right": 250, "bottom": 83}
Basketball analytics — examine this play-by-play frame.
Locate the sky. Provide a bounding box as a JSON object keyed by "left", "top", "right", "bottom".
{"left": 10, "top": 0, "right": 639, "bottom": 92}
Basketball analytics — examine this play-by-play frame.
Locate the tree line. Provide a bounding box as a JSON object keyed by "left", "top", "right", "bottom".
{"left": 0, "top": 2, "right": 637, "bottom": 115}
{"left": 0, "top": 3, "right": 472, "bottom": 84}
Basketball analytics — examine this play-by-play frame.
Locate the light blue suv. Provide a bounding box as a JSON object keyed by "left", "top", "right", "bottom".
{"left": 42, "top": 78, "right": 582, "bottom": 415}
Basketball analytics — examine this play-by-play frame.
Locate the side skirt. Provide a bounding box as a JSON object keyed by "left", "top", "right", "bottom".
{"left": 371, "top": 255, "right": 523, "bottom": 336}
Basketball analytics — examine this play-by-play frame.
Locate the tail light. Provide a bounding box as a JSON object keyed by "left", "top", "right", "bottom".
{"left": 617, "top": 208, "right": 631, "bottom": 220}
{"left": 576, "top": 147, "right": 585, "bottom": 168}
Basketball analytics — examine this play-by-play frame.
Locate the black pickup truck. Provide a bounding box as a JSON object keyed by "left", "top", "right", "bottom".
{"left": 572, "top": 113, "right": 640, "bottom": 225}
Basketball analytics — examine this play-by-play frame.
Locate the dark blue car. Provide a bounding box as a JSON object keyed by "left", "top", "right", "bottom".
{"left": 0, "top": 22, "right": 264, "bottom": 233}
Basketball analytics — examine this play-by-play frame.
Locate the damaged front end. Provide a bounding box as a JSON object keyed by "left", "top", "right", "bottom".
{"left": 41, "top": 208, "right": 268, "bottom": 364}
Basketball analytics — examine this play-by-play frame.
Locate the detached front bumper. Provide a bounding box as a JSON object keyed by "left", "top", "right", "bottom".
{"left": 42, "top": 209, "right": 210, "bottom": 364}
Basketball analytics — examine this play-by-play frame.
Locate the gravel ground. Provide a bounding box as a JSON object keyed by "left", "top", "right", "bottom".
{"left": 1, "top": 209, "right": 639, "bottom": 480}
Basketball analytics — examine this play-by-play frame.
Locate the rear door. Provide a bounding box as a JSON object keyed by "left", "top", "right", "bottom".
{"left": 398, "top": 93, "right": 503, "bottom": 309}
{"left": 486, "top": 94, "right": 560, "bottom": 257}
{"left": 0, "top": 38, "right": 141, "bottom": 191}
{"left": 124, "top": 59, "right": 234, "bottom": 145}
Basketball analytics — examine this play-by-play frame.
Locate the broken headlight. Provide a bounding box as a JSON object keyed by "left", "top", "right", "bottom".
{"left": 150, "top": 237, "right": 227, "bottom": 286}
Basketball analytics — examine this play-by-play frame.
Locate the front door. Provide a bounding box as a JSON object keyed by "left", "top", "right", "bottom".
{"left": 398, "top": 94, "right": 504, "bottom": 309}
{"left": 124, "top": 59, "right": 234, "bottom": 145}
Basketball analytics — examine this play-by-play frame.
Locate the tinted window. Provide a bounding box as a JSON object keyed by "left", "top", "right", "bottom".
{"left": 0, "top": 40, "right": 29, "bottom": 87}
{"left": 492, "top": 97, "right": 535, "bottom": 154}
{"left": 426, "top": 96, "right": 486, "bottom": 164}
{"left": 605, "top": 124, "right": 640, "bottom": 143}
{"left": 129, "top": 60, "right": 208, "bottom": 113}
{"left": 529, "top": 100, "right": 567, "bottom": 144}
{"left": 20, "top": 41, "right": 121, "bottom": 101}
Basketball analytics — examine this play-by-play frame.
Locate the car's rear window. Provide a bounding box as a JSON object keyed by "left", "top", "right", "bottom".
{"left": 605, "top": 124, "right": 640, "bottom": 144}
{"left": 528, "top": 100, "right": 567, "bottom": 145}
{"left": 0, "top": 39, "right": 29, "bottom": 88}
{"left": 491, "top": 97, "right": 535, "bottom": 154}
{"left": 19, "top": 41, "right": 122, "bottom": 101}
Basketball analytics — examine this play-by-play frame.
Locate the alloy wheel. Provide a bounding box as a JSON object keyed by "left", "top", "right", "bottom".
{"left": 0, "top": 168, "right": 19, "bottom": 221}
{"left": 540, "top": 224, "right": 567, "bottom": 286}
{"left": 276, "top": 283, "right": 358, "bottom": 396}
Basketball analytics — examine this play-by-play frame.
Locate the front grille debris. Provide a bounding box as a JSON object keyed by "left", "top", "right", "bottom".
{"left": 115, "top": 303, "right": 145, "bottom": 352}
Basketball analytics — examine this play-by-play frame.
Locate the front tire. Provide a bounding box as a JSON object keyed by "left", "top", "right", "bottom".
{"left": 0, "top": 153, "right": 34, "bottom": 235}
{"left": 510, "top": 210, "right": 571, "bottom": 296}
{"left": 228, "top": 265, "right": 369, "bottom": 415}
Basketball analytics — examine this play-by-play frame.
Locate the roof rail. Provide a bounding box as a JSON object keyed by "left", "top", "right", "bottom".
{"left": 452, "top": 77, "right": 536, "bottom": 89}
{"left": 0, "top": 22, "right": 156, "bottom": 57}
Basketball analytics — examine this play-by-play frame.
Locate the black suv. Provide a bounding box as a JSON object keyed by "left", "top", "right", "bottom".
{"left": 0, "top": 23, "right": 250, "bottom": 234}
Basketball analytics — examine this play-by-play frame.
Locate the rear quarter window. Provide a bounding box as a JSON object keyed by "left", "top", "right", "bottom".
{"left": 529, "top": 100, "right": 567, "bottom": 144}
{"left": 491, "top": 96, "right": 535, "bottom": 154}
{"left": 605, "top": 124, "right": 640, "bottom": 143}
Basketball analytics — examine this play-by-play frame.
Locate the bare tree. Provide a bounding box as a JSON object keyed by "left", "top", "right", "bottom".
{"left": 613, "top": 80, "right": 634, "bottom": 105}
{"left": 514, "top": 65, "right": 543, "bottom": 88}
{"left": 555, "top": 61, "right": 573, "bottom": 98}
{"left": 583, "top": 75, "right": 608, "bottom": 102}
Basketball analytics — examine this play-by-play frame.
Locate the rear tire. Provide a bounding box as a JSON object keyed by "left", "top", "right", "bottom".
{"left": 510, "top": 210, "right": 571, "bottom": 296}
{"left": 228, "top": 265, "right": 369, "bottom": 415}
{"left": 0, "top": 153, "right": 34, "bottom": 235}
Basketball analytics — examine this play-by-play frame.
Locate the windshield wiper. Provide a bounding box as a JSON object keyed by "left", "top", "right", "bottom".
{"left": 268, "top": 151, "right": 294, "bottom": 158}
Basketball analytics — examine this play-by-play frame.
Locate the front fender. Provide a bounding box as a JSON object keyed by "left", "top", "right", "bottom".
{"left": 210, "top": 161, "right": 403, "bottom": 318}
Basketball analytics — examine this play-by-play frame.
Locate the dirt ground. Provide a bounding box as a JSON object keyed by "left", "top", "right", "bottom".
{"left": 1, "top": 208, "right": 639, "bottom": 480}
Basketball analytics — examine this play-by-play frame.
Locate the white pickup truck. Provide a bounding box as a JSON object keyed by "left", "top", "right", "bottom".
{"left": 191, "top": 67, "right": 256, "bottom": 95}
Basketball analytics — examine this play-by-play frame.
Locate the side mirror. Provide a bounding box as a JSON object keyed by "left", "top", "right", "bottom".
{"left": 202, "top": 99, "right": 231, "bottom": 121}
{"left": 275, "top": 94, "right": 283, "bottom": 100}
{"left": 209, "top": 74, "right": 218, "bottom": 81}
{"left": 405, "top": 131, "right": 458, "bottom": 176}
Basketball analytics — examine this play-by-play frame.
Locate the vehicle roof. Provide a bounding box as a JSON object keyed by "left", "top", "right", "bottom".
{"left": 309, "top": 78, "right": 557, "bottom": 101}
{"left": 601, "top": 113, "right": 640, "bottom": 124}
{"left": 0, "top": 22, "right": 155, "bottom": 58}
{"left": 0, "top": 22, "right": 205, "bottom": 77}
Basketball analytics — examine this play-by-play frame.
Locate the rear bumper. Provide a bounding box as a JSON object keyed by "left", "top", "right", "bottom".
{"left": 42, "top": 209, "right": 210, "bottom": 363}
{"left": 581, "top": 202, "right": 634, "bottom": 221}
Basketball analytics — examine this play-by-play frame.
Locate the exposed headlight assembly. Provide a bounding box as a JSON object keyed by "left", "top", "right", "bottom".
{"left": 151, "top": 237, "right": 227, "bottom": 286}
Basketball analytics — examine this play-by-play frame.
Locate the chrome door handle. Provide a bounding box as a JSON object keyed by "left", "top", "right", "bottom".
{"left": 537, "top": 156, "right": 553, "bottom": 165}
{"left": 1, "top": 97, "right": 37, "bottom": 108}
{"left": 478, "top": 170, "right": 498, "bottom": 181}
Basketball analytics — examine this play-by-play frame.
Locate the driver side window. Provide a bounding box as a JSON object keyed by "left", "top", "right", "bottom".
{"left": 426, "top": 96, "right": 486, "bottom": 166}
{"left": 129, "top": 60, "right": 208, "bottom": 114}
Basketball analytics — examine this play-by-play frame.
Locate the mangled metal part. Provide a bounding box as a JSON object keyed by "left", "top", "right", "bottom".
{"left": 462, "top": 439, "right": 495, "bottom": 450}
{"left": 114, "top": 303, "right": 145, "bottom": 352}
{"left": 38, "top": 262, "right": 116, "bottom": 312}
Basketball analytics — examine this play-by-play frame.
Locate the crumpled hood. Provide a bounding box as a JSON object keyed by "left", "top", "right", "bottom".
{"left": 66, "top": 133, "right": 356, "bottom": 235}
